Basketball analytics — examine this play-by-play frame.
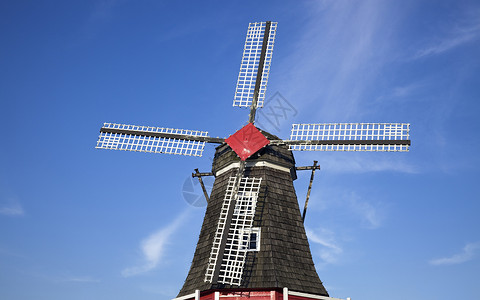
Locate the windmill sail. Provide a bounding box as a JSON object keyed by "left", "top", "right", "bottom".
{"left": 287, "top": 123, "right": 411, "bottom": 152}
{"left": 96, "top": 123, "right": 215, "bottom": 157}
{"left": 205, "top": 176, "right": 262, "bottom": 285}
{"left": 233, "top": 22, "right": 277, "bottom": 109}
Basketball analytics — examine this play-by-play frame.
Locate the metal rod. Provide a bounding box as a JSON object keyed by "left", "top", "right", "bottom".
{"left": 248, "top": 21, "right": 271, "bottom": 124}
{"left": 302, "top": 160, "right": 318, "bottom": 223}
{"left": 271, "top": 139, "right": 411, "bottom": 146}
{"left": 194, "top": 169, "right": 210, "bottom": 203}
{"left": 100, "top": 127, "right": 225, "bottom": 144}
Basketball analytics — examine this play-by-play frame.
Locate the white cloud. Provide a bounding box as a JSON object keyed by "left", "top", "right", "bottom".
{"left": 78, "top": 0, "right": 124, "bottom": 42}
{"left": 0, "top": 202, "right": 24, "bottom": 216}
{"left": 306, "top": 227, "right": 343, "bottom": 265}
{"left": 375, "top": 81, "right": 428, "bottom": 103}
{"left": 306, "top": 185, "right": 387, "bottom": 230}
{"left": 415, "top": 24, "right": 480, "bottom": 59}
{"left": 318, "top": 153, "right": 418, "bottom": 174}
{"left": 348, "top": 197, "right": 382, "bottom": 229}
{"left": 429, "top": 242, "right": 480, "bottom": 266}
{"left": 89, "top": 0, "right": 120, "bottom": 23}
{"left": 59, "top": 276, "right": 100, "bottom": 283}
{"left": 342, "top": 191, "right": 385, "bottom": 229}
{"left": 274, "top": 1, "right": 398, "bottom": 122}
{"left": 121, "top": 211, "right": 187, "bottom": 277}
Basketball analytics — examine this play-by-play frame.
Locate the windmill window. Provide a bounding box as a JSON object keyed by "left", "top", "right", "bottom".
{"left": 241, "top": 227, "right": 261, "bottom": 251}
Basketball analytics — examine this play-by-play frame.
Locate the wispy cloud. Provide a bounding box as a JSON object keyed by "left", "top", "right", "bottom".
{"left": 0, "top": 201, "right": 24, "bottom": 216}
{"left": 348, "top": 196, "right": 383, "bottom": 229}
{"left": 429, "top": 242, "right": 480, "bottom": 266}
{"left": 0, "top": 247, "right": 26, "bottom": 259}
{"left": 317, "top": 153, "right": 418, "bottom": 174}
{"left": 341, "top": 190, "right": 385, "bottom": 229}
{"left": 79, "top": 0, "right": 123, "bottom": 42}
{"left": 26, "top": 270, "right": 101, "bottom": 284}
{"left": 306, "top": 227, "right": 343, "bottom": 265}
{"left": 414, "top": 15, "right": 480, "bottom": 59}
{"left": 58, "top": 276, "right": 101, "bottom": 283}
{"left": 89, "top": 0, "right": 121, "bottom": 24}
{"left": 274, "top": 1, "right": 399, "bottom": 122}
{"left": 307, "top": 185, "right": 387, "bottom": 230}
{"left": 375, "top": 81, "right": 429, "bottom": 103}
{"left": 121, "top": 211, "right": 187, "bottom": 277}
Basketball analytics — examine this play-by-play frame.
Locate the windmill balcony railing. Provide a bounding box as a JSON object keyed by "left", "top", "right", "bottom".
{"left": 172, "top": 288, "right": 351, "bottom": 300}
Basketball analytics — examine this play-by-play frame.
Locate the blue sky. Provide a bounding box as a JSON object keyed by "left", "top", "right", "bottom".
{"left": 1, "top": 1, "right": 479, "bottom": 299}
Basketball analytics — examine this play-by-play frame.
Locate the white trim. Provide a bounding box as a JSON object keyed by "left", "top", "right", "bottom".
{"left": 216, "top": 161, "right": 291, "bottom": 176}
{"left": 172, "top": 289, "right": 349, "bottom": 300}
{"left": 171, "top": 292, "right": 196, "bottom": 300}
{"left": 240, "top": 227, "right": 261, "bottom": 251}
{"left": 288, "top": 290, "right": 344, "bottom": 300}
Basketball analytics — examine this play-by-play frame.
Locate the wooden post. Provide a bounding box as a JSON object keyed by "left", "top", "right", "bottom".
{"left": 194, "top": 169, "right": 210, "bottom": 203}
{"left": 302, "top": 161, "right": 318, "bottom": 223}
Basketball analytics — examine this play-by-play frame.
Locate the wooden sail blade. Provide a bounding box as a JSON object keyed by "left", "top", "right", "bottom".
{"left": 96, "top": 123, "right": 217, "bottom": 157}
{"left": 287, "top": 123, "right": 411, "bottom": 152}
{"left": 233, "top": 21, "right": 277, "bottom": 109}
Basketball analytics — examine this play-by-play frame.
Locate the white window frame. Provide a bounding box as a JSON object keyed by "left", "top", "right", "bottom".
{"left": 241, "top": 227, "right": 261, "bottom": 252}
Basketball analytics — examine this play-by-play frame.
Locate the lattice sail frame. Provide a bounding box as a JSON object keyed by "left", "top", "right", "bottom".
{"left": 205, "top": 176, "right": 262, "bottom": 286}
{"left": 96, "top": 123, "right": 208, "bottom": 157}
{"left": 289, "top": 123, "right": 410, "bottom": 152}
{"left": 233, "top": 22, "right": 277, "bottom": 108}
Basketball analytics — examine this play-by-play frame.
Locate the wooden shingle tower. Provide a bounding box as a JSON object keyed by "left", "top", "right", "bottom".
{"left": 177, "top": 136, "right": 330, "bottom": 300}
{"left": 96, "top": 21, "right": 410, "bottom": 300}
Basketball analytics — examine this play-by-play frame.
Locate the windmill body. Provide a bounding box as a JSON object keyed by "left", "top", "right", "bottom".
{"left": 178, "top": 134, "right": 328, "bottom": 298}
{"left": 96, "top": 21, "right": 410, "bottom": 300}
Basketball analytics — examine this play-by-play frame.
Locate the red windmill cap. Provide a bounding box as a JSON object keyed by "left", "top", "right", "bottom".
{"left": 225, "top": 123, "right": 270, "bottom": 161}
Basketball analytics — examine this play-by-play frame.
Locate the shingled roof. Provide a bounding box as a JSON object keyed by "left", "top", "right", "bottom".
{"left": 177, "top": 133, "right": 328, "bottom": 297}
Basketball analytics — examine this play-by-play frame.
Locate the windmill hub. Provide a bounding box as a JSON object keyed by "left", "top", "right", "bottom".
{"left": 213, "top": 130, "right": 296, "bottom": 178}
{"left": 225, "top": 123, "right": 270, "bottom": 161}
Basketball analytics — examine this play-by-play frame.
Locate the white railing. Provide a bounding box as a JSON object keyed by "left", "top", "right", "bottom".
{"left": 171, "top": 288, "right": 351, "bottom": 300}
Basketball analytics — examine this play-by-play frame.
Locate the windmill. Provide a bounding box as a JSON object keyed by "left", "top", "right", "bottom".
{"left": 96, "top": 21, "right": 410, "bottom": 300}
